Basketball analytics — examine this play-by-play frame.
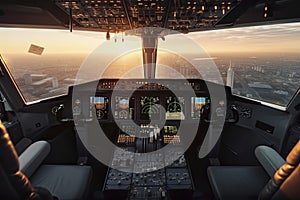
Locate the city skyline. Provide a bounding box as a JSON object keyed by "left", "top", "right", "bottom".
{"left": 2, "top": 52, "right": 299, "bottom": 106}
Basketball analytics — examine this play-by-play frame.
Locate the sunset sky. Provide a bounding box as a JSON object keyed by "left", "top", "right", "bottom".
{"left": 0, "top": 22, "right": 300, "bottom": 56}
{"left": 1, "top": 22, "right": 299, "bottom": 104}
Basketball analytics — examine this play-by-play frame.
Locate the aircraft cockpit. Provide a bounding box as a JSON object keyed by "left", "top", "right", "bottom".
{"left": 0, "top": 0, "right": 300, "bottom": 199}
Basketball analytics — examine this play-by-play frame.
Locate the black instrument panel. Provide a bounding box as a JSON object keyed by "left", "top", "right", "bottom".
{"left": 71, "top": 79, "right": 231, "bottom": 122}
{"left": 69, "top": 79, "right": 234, "bottom": 200}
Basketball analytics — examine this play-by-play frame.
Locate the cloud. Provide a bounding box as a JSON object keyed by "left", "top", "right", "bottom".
{"left": 187, "top": 22, "right": 300, "bottom": 53}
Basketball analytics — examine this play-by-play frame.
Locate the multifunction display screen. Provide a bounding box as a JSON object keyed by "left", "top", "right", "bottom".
{"left": 140, "top": 96, "right": 160, "bottom": 120}
{"left": 114, "top": 96, "right": 135, "bottom": 120}
{"left": 191, "top": 97, "right": 210, "bottom": 119}
{"left": 90, "top": 96, "right": 109, "bottom": 120}
{"left": 166, "top": 96, "right": 185, "bottom": 120}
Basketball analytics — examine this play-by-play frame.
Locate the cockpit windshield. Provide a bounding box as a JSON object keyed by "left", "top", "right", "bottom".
{"left": 1, "top": 22, "right": 300, "bottom": 107}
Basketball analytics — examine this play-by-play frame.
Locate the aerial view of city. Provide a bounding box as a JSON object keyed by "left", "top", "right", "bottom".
{"left": 3, "top": 51, "right": 300, "bottom": 107}
{"left": 1, "top": 22, "right": 299, "bottom": 106}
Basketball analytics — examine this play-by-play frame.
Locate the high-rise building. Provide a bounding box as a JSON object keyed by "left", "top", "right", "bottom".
{"left": 226, "top": 62, "right": 234, "bottom": 88}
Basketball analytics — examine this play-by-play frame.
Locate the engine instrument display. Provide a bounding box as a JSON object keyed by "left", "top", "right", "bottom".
{"left": 140, "top": 96, "right": 160, "bottom": 120}
{"left": 90, "top": 96, "right": 109, "bottom": 120}
{"left": 166, "top": 97, "right": 185, "bottom": 120}
{"left": 191, "top": 97, "right": 209, "bottom": 119}
{"left": 114, "top": 96, "right": 135, "bottom": 120}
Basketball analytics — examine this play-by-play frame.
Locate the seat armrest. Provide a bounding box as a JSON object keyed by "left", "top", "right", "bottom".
{"left": 19, "top": 141, "right": 50, "bottom": 178}
{"left": 255, "top": 145, "right": 285, "bottom": 177}
{"left": 15, "top": 138, "right": 32, "bottom": 155}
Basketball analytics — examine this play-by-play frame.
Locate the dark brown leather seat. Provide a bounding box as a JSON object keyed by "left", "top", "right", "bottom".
{"left": 0, "top": 120, "right": 92, "bottom": 200}
{"left": 259, "top": 140, "right": 300, "bottom": 200}
{"left": 0, "top": 120, "right": 53, "bottom": 200}
{"left": 207, "top": 140, "right": 300, "bottom": 200}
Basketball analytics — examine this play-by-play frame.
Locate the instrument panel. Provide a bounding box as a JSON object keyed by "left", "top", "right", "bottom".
{"left": 69, "top": 79, "right": 234, "bottom": 200}
{"left": 71, "top": 79, "right": 230, "bottom": 122}
{"left": 88, "top": 95, "right": 210, "bottom": 121}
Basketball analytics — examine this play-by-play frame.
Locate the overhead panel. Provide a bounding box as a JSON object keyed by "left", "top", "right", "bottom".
{"left": 53, "top": 0, "right": 241, "bottom": 33}
{"left": 166, "top": 0, "right": 240, "bottom": 32}
{"left": 126, "top": 0, "right": 169, "bottom": 29}
{"left": 1, "top": 0, "right": 300, "bottom": 32}
{"left": 54, "top": 0, "right": 131, "bottom": 32}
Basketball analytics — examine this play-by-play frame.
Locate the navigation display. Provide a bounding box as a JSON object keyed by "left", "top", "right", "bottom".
{"left": 191, "top": 97, "right": 209, "bottom": 119}
{"left": 90, "top": 96, "right": 109, "bottom": 120}
{"left": 114, "top": 96, "right": 135, "bottom": 120}
{"left": 166, "top": 97, "right": 185, "bottom": 120}
{"left": 140, "top": 96, "right": 160, "bottom": 120}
